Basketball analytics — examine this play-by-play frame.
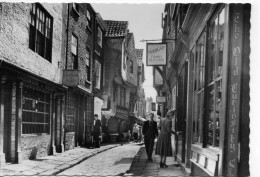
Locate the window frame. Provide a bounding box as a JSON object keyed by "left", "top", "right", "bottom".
{"left": 22, "top": 87, "right": 50, "bottom": 134}
{"left": 204, "top": 7, "right": 226, "bottom": 148}
{"left": 86, "top": 9, "right": 92, "bottom": 30}
{"left": 120, "top": 86, "right": 126, "bottom": 107}
{"left": 191, "top": 6, "right": 226, "bottom": 149}
{"left": 86, "top": 48, "right": 91, "bottom": 82}
{"left": 129, "top": 60, "right": 133, "bottom": 74}
{"left": 94, "top": 60, "right": 101, "bottom": 89}
{"left": 29, "top": 3, "right": 53, "bottom": 62}
{"left": 71, "top": 34, "right": 78, "bottom": 69}
{"left": 97, "top": 26, "right": 103, "bottom": 47}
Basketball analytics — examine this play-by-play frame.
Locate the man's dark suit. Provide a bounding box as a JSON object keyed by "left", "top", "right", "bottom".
{"left": 142, "top": 120, "right": 158, "bottom": 160}
{"left": 92, "top": 119, "right": 102, "bottom": 148}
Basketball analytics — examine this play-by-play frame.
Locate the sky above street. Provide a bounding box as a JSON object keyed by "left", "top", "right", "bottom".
{"left": 92, "top": 3, "right": 164, "bottom": 101}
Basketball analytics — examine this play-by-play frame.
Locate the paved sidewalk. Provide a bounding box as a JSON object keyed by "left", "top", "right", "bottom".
{"left": 125, "top": 145, "right": 187, "bottom": 177}
{"left": 0, "top": 144, "right": 120, "bottom": 176}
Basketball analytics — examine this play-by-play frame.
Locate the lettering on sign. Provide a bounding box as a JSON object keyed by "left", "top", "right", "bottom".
{"left": 226, "top": 7, "right": 243, "bottom": 177}
{"left": 147, "top": 43, "right": 167, "bottom": 66}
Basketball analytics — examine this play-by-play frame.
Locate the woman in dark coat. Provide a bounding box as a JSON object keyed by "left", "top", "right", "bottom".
{"left": 155, "top": 110, "right": 177, "bottom": 168}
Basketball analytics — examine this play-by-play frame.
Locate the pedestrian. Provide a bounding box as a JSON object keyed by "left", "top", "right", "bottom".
{"left": 155, "top": 110, "right": 178, "bottom": 168}
{"left": 127, "top": 130, "right": 131, "bottom": 142}
{"left": 142, "top": 113, "right": 158, "bottom": 161}
{"left": 132, "top": 123, "right": 139, "bottom": 143}
{"left": 92, "top": 114, "right": 102, "bottom": 148}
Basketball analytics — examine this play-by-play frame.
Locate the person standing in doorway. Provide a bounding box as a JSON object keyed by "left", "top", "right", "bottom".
{"left": 92, "top": 114, "right": 102, "bottom": 148}
{"left": 142, "top": 113, "right": 158, "bottom": 161}
{"left": 155, "top": 110, "right": 178, "bottom": 168}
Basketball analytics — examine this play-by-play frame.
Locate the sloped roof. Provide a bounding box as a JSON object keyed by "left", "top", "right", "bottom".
{"left": 105, "top": 20, "right": 128, "bottom": 37}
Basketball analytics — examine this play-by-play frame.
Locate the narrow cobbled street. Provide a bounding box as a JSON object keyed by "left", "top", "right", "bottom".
{"left": 57, "top": 143, "right": 141, "bottom": 176}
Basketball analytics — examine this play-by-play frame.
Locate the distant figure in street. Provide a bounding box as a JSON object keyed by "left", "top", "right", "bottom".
{"left": 127, "top": 130, "right": 131, "bottom": 142}
{"left": 92, "top": 114, "right": 102, "bottom": 148}
{"left": 132, "top": 123, "right": 139, "bottom": 143}
{"left": 142, "top": 113, "right": 158, "bottom": 161}
{"left": 155, "top": 110, "right": 178, "bottom": 168}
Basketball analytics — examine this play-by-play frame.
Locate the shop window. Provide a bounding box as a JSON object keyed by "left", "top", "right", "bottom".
{"left": 192, "top": 30, "right": 206, "bottom": 144}
{"left": 22, "top": 87, "right": 50, "bottom": 134}
{"left": 192, "top": 7, "right": 225, "bottom": 148}
{"left": 206, "top": 8, "right": 225, "bottom": 147}
{"left": 29, "top": 3, "right": 53, "bottom": 62}
{"left": 71, "top": 34, "right": 78, "bottom": 69}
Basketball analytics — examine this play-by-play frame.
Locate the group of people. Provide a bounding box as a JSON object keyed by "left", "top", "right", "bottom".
{"left": 142, "top": 110, "right": 178, "bottom": 168}
{"left": 132, "top": 123, "right": 143, "bottom": 143}
{"left": 91, "top": 110, "right": 178, "bottom": 169}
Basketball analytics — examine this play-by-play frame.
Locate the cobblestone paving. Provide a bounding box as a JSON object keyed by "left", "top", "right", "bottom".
{"left": 57, "top": 143, "right": 142, "bottom": 176}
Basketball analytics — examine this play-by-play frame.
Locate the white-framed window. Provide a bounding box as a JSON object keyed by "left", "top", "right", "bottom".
{"left": 86, "top": 9, "right": 91, "bottom": 29}
{"left": 29, "top": 3, "right": 53, "bottom": 62}
{"left": 95, "top": 60, "right": 101, "bottom": 89}
{"left": 71, "top": 34, "right": 78, "bottom": 69}
{"left": 86, "top": 49, "right": 91, "bottom": 82}
{"left": 97, "top": 26, "right": 102, "bottom": 47}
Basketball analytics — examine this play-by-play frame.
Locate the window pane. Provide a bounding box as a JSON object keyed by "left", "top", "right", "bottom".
{"left": 95, "top": 61, "right": 101, "bottom": 89}
{"left": 97, "top": 27, "right": 102, "bottom": 47}
{"left": 207, "top": 84, "right": 214, "bottom": 146}
{"left": 22, "top": 87, "right": 50, "bottom": 134}
{"left": 217, "top": 9, "right": 225, "bottom": 78}
{"left": 207, "top": 18, "right": 218, "bottom": 83}
{"left": 71, "top": 35, "right": 77, "bottom": 55}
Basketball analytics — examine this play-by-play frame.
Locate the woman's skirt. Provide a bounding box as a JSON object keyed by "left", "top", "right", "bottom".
{"left": 155, "top": 133, "right": 173, "bottom": 156}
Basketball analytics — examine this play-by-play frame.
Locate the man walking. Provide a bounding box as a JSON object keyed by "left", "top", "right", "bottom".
{"left": 142, "top": 113, "right": 158, "bottom": 161}
{"left": 92, "top": 114, "right": 102, "bottom": 148}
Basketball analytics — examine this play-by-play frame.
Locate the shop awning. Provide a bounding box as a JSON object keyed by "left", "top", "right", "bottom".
{"left": 102, "top": 109, "right": 115, "bottom": 119}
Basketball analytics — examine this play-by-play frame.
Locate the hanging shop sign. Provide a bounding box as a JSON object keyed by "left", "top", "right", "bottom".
{"left": 146, "top": 43, "right": 167, "bottom": 66}
{"left": 156, "top": 96, "right": 166, "bottom": 103}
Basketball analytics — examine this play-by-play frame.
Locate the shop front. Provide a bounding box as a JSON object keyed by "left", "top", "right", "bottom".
{"left": 0, "top": 62, "right": 66, "bottom": 166}
{"left": 185, "top": 4, "right": 250, "bottom": 176}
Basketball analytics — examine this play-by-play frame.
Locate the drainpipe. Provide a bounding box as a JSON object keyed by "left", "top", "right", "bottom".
{"left": 65, "top": 3, "right": 70, "bottom": 70}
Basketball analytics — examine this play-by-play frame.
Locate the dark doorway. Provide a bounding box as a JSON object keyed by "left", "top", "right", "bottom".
{"left": 4, "top": 81, "right": 13, "bottom": 162}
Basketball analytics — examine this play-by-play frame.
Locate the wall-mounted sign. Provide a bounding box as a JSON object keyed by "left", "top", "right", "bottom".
{"left": 156, "top": 96, "right": 166, "bottom": 103}
{"left": 147, "top": 43, "right": 166, "bottom": 66}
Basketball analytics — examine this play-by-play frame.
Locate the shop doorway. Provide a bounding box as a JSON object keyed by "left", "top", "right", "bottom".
{"left": 176, "top": 64, "right": 188, "bottom": 163}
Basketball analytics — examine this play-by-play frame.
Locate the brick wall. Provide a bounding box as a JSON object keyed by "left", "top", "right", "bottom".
{"left": 21, "top": 134, "right": 51, "bottom": 160}
{"left": 66, "top": 4, "right": 94, "bottom": 90}
{"left": 0, "top": 3, "right": 64, "bottom": 84}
